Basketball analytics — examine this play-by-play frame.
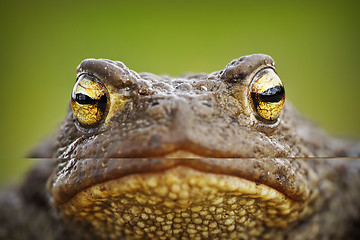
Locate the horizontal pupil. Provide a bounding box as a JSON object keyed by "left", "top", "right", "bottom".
{"left": 259, "top": 85, "right": 284, "bottom": 103}
{"left": 74, "top": 93, "right": 107, "bottom": 105}
{"left": 75, "top": 93, "right": 97, "bottom": 104}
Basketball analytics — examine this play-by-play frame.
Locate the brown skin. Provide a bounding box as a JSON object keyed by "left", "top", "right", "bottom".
{"left": 1, "top": 54, "right": 360, "bottom": 240}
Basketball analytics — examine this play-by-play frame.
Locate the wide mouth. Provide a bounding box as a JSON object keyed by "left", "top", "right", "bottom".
{"left": 47, "top": 156, "right": 317, "bottom": 239}
{"left": 48, "top": 155, "right": 312, "bottom": 205}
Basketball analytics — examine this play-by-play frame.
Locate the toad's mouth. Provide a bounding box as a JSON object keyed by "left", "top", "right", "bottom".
{"left": 49, "top": 151, "right": 311, "bottom": 204}
{"left": 47, "top": 153, "right": 314, "bottom": 238}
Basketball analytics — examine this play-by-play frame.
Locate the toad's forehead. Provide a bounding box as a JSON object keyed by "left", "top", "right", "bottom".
{"left": 76, "top": 54, "right": 274, "bottom": 95}
{"left": 137, "top": 72, "right": 223, "bottom": 96}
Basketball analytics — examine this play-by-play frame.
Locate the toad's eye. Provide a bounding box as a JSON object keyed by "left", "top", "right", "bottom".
{"left": 249, "top": 68, "right": 285, "bottom": 122}
{"left": 71, "top": 74, "right": 109, "bottom": 127}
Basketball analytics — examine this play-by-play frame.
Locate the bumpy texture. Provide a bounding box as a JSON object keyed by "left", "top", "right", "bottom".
{"left": 1, "top": 54, "right": 360, "bottom": 240}
{"left": 58, "top": 166, "right": 307, "bottom": 239}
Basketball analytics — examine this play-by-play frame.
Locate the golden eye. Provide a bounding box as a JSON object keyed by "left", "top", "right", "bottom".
{"left": 71, "top": 74, "right": 109, "bottom": 127}
{"left": 249, "top": 68, "right": 285, "bottom": 122}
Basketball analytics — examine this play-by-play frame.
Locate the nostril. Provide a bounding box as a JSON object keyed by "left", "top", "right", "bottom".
{"left": 146, "top": 99, "right": 175, "bottom": 119}
{"left": 150, "top": 101, "right": 160, "bottom": 107}
{"left": 201, "top": 101, "right": 212, "bottom": 107}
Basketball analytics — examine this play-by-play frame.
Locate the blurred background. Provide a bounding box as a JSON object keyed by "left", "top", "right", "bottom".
{"left": 0, "top": 0, "right": 359, "bottom": 184}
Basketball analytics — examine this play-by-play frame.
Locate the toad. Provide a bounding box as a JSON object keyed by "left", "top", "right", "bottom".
{"left": 0, "top": 54, "right": 359, "bottom": 239}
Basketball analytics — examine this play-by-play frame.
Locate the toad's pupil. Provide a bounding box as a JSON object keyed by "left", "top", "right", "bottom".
{"left": 74, "top": 93, "right": 97, "bottom": 105}
{"left": 73, "top": 93, "right": 107, "bottom": 114}
{"left": 258, "top": 85, "right": 285, "bottom": 103}
{"left": 74, "top": 93, "right": 107, "bottom": 106}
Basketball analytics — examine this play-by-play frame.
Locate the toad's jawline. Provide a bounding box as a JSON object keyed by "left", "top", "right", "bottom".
{"left": 48, "top": 154, "right": 311, "bottom": 205}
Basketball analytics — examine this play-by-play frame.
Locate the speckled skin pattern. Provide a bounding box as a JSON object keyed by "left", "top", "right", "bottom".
{"left": 1, "top": 54, "right": 360, "bottom": 240}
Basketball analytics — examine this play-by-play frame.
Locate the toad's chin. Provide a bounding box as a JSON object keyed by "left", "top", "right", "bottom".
{"left": 47, "top": 158, "right": 313, "bottom": 239}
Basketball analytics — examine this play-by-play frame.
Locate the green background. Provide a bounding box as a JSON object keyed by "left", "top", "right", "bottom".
{"left": 0, "top": 0, "right": 359, "bottom": 184}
